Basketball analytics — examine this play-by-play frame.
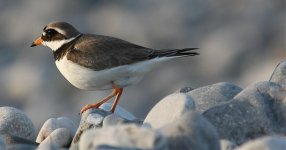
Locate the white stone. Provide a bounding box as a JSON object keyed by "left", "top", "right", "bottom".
{"left": 71, "top": 109, "right": 111, "bottom": 145}
{"left": 102, "top": 114, "right": 126, "bottom": 127}
{"left": 99, "top": 103, "right": 136, "bottom": 120}
{"left": 270, "top": 60, "right": 286, "bottom": 90}
{"left": 236, "top": 136, "right": 286, "bottom": 150}
{"left": 79, "top": 124, "right": 168, "bottom": 150}
{"left": 160, "top": 111, "right": 220, "bottom": 150}
{"left": 86, "top": 113, "right": 104, "bottom": 125}
{"left": 36, "top": 117, "right": 76, "bottom": 143}
{"left": 37, "top": 144, "right": 57, "bottom": 150}
{"left": 220, "top": 139, "right": 236, "bottom": 150}
{"left": 38, "top": 128, "right": 72, "bottom": 149}
{"left": 203, "top": 81, "right": 286, "bottom": 144}
{"left": 0, "top": 107, "right": 36, "bottom": 140}
{"left": 187, "top": 82, "right": 242, "bottom": 113}
{"left": 143, "top": 93, "right": 195, "bottom": 129}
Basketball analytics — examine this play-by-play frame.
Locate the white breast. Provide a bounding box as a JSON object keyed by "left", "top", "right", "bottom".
{"left": 55, "top": 56, "right": 170, "bottom": 90}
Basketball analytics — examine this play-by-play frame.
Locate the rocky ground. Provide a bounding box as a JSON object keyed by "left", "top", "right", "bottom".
{"left": 0, "top": 60, "right": 285, "bottom": 150}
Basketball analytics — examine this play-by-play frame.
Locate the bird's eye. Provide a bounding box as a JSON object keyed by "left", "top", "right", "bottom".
{"left": 46, "top": 29, "right": 53, "bottom": 35}
{"left": 45, "top": 29, "right": 56, "bottom": 38}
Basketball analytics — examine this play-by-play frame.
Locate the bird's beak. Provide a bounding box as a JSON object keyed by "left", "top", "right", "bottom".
{"left": 30, "top": 37, "right": 43, "bottom": 47}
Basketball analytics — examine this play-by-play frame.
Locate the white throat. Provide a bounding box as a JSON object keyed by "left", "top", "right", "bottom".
{"left": 42, "top": 35, "right": 80, "bottom": 51}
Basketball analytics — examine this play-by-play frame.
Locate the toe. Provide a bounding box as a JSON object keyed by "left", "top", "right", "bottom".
{"left": 80, "top": 103, "right": 101, "bottom": 115}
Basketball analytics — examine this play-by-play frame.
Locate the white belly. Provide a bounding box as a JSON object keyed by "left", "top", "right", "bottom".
{"left": 55, "top": 56, "right": 170, "bottom": 90}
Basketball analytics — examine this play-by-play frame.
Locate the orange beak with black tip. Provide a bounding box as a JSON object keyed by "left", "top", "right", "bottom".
{"left": 30, "top": 37, "right": 43, "bottom": 47}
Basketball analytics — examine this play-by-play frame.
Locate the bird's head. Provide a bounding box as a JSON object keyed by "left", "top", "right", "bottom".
{"left": 31, "top": 21, "right": 81, "bottom": 51}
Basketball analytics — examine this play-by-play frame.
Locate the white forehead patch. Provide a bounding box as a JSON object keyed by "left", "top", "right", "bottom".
{"left": 42, "top": 31, "right": 46, "bottom": 36}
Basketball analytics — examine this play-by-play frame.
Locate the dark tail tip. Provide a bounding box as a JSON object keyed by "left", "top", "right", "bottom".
{"left": 176, "top": 48, "right": 199, "bottom": 56}
{"left": 150, "top": 48, "right": 199, "bottom": 58}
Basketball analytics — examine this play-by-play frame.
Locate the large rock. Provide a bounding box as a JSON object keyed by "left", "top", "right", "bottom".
{"left": 160, "top": 111, "right": 220, "bottom": 150}
{"left": 187, "top": 82, "right": 242, "bottom": 113}
{"left": 72, "top": 106, "right": 140, "bottom": 146}
{"left": 236, "top": 136, "right": 286, "bottom": 150}
{"left": 270, "top": 60, "right": 286, "bottom": 90}
{"left": 203, "top": 81, "right": 286, "bottom": 144}
{"left": 38, "top": 128, "right": 73, "bottom": 149}
{"left": 0, "top": 107, "right": 36, "bottom": 141}
{"left": 72, "top": 109, "right": 111, "bottom": 144}
{"left": 79, "top": 124, "right": 168, "bottom": 150}
{"left": 143, "top": 93, "right": 195, "bottom": 129}
{"left": 36, "top": 117, "right": 76, "bottom": 143}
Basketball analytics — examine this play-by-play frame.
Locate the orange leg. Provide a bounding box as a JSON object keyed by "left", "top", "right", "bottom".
{"left": 80, "top": 85, "right": 123, "bottom": 114}
{"left": 110, "top": 88, "right": 123, "bottom": 113}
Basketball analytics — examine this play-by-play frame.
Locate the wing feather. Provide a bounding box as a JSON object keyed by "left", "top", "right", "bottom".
{"left": 67, "top": 34, "right": 153, "bottom": 71}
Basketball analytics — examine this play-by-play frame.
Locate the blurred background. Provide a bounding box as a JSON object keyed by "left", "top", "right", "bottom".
{"left": 0, "top": 0, "right": 285, "bottom": 130}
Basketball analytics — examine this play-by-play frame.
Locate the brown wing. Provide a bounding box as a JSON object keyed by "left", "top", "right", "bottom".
{"left": 66, "top": 34, "right": 153, "bottom": 71}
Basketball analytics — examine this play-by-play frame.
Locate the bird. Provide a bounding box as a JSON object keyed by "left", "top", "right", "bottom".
{"left": 31, "top": 21, "right": 199, "bottom": 114}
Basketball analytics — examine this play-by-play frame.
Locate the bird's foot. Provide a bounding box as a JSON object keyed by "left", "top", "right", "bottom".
{"left": 80, "top": 103, "right": 101, "bottom": 115}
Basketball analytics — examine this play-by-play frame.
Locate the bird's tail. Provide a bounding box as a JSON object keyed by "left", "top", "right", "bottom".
{"left": 150, "top": 48, "right": 199, "bottom": 58}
